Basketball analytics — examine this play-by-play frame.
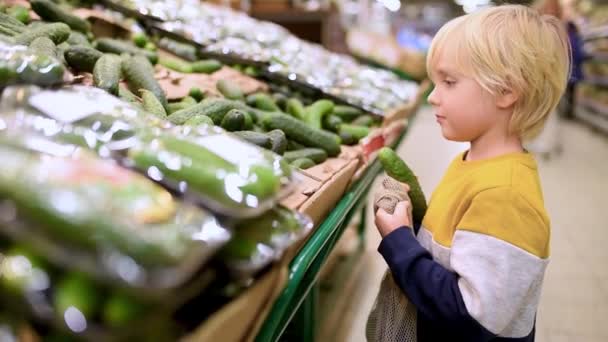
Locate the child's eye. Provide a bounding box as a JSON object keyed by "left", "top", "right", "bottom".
{"left": 443, "top": 79, "right": 456, "bottom": 87}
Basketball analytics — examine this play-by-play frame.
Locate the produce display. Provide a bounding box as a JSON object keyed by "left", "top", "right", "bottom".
{"left": 0, "top": 0, "right": 421, "bottom": 339}
{"left": 104, "top": 0, "right": 419, "bottom": 116}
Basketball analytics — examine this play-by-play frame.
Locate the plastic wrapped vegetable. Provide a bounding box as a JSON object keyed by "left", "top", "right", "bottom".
{"left": 0, "top": 141, "right": 230, "bottom": 293}
{"left": 220, "top": 206, "right": 313, "bottom": 279}
{"left": 0, "top": 42, "right": 65, "bottom": 87}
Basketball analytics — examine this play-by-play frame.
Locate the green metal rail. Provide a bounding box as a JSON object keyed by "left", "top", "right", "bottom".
{"left": 255, "top": 130, "right": 408, "bottom": 342}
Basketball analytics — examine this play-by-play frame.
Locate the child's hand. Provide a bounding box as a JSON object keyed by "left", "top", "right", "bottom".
{"left": 375, "top": 201, "right": 412, "bottom": 238}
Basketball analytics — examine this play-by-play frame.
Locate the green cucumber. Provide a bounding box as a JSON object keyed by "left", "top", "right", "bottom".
{"left": 286, "top": 98, "right": 306, "bottom": 120}
{"left": 188, "top": 87, "right": 204, "bottom": 102}
{"left": 267, "top": 129, "right": 287, "bottom": 155}
{"left": 30, "top": 0, "right": 90, "bottom": 32}
{"left": 131, "top": 33, "right": 148, "bottom": 48}
{"left": 103, "top": 293, "right": 145, "bottom": 327}
{"left": 339, "top": 131, "right": 357, "bottom": 145}
{"left": 287, "top": 140, "right": 306, "bottom": 151}
{"left": 7, "top": 6, "right": 30, "bottom": 24}
{"left": 351, "top": 115, "right": 376, "bottom": 127}
{"left": 14, "top": 22, "right": 70, "bottom": 45}
{"left": 332, "top": 105, "right": 363, "bottom": 121}
{"left": 247, "top": 93, "right": 280, "bottom": 112}
{"left": 339, "top": 124, "right": 370, "bottom": 140}
{"left": 64, "top": 45, "right": 103, "bottom": 72}
{"left": 378, "top": 147, "right": 427, "bottom": 224}
{"left": 291, "top": 158, "right": 315, "bottom": 169}
{"left": 168, "top": 98, "right": 234, "bottom": 125}
{"left": 66, "top": 31, "right": 90, "bottom": 46}
{"left": 283, "top": 148, "right": 327, "bottom": 164}
{"left": 262, "top": 113, "right": 340, "bottom": 157}
{"left": 28, "top": 36, "right": 56, "bottom": 58}
{"left": 233, "top": 131, "right": 272, "bottom": 149}
{"left": 54, "top": 273, "right": 100, "bottom": 319}
{"left": 184, "top": 115, "right": 214, "bottom": 127}
{"left": 221, "top": 109, "right": 246, "bottom": 131}
{"left": 158, "top": 37, "right": 198, "bottom": 61}
{"left": 0, "top": 13, "right": 26, "bottom": 34}
{"left": 217, "top": 79, "right": 244, "bottom": 101}
{"left": 93, "top": 54, "right": 121, "bottom": 95}
{"left": 323, "top": 114, "right": 343, "bottom": 132}
{"left": 118, "top": 85, "right": 140, "bottom": 104}
{"left": 305, "top": 99, "right": 334, "bottom": 130}
{"left": 122, "top": 55, "right": 167, "bottom": 109}
{"left": 159, "top": 55, "right": 192, "bottom": 73}
{"left": 191, "top": 59, "right": 222, "bottom": 73}
{"left": 140, "top": 89, "right": 167, "bottom": 118}
{"left": 96, "top": 38, "right": 158, "bottom": 64}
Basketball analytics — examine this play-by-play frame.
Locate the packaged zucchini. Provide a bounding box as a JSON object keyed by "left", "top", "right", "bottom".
{"left": 219, "top": 206, "right": 312, "bottom": 280}
{"left": 0, "top": 141, "right": 230, "bottom": 296}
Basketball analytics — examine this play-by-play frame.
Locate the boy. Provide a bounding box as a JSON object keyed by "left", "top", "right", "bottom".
{"left": 368, "top": 5, "right": 570, "bottom": 342}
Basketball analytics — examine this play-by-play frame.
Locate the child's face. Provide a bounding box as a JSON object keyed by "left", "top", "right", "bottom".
{"left": 427, "top": 47, "right": 499, "bottom": 143}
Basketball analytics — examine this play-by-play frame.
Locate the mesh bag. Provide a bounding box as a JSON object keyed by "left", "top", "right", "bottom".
{"left": 366, "top": 271, "right": 417, "bottom": 342}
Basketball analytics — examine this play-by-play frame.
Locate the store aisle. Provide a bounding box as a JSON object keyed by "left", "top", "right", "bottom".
{"left": 336, "top": 106, "right": 608, "bottom": 342}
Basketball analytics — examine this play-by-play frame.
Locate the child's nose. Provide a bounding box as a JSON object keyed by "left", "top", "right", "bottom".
{"left": 427, "top": 87, "right": 439, "bottom": 106}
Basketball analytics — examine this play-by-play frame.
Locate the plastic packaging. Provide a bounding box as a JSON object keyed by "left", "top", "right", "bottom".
{"left": 220, "top": 205, "right": 313, "bottom": 280}
{"left": 0, "top": 245, "right": 182, "bottom": 340}
{"left": 0, "top": 140, "right": 230, "bottom": 294}
{"left": 0, "top": 85, "right": 298, "bottom": 217}
{"left": 0, "top": 41, "right": 66, "bottom": 87}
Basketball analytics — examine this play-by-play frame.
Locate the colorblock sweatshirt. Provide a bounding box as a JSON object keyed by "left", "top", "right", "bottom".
{"left": 379, "top": 151, "right": 550, "bottom": 341}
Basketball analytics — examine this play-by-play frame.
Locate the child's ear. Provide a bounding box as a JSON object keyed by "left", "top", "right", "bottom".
{"left": 496, "top": 87, "right": 519, "bottom": 109}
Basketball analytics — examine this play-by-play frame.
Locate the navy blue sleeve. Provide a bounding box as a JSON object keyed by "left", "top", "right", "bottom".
{"left": 378, "top": 227, "right": 496, "bottom": 340}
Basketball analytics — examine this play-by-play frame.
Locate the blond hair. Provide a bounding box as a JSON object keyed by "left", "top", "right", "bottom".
{"left": 426, "top": 5, "right": 571, "bottom": 139}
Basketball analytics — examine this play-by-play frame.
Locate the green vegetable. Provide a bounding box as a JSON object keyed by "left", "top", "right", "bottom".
{"left": 233, "top": 131, "right": 272, "bottom": 149}
{"left": 247, "top": 93, "right": 280, "bottom": 112}
{"left": 159, "top": 55, "right": 192, "bottom": 73}
{"left": 7, "top": 6, "right": 30, "bottom": 24}
{"left": 122, "top": 55, "right": 167, "bottom": 109}
{"left": 323, "top": 114, "right": 343, "bottom": 132}
{"left": 54, "top": 273, "right": 101, "bottom": 319}
{"left": 188, "top": 87, "right": 204, "bottom": 102}
{"left": 157, "top": 37, "right": 198, "bottom": 61}
{"left": 339, "top": 124, "right": 370, "bottom": 140}
{"left": 305, "top": 99, "right": 334, "bottom": 130}
{"left": 66, "top": 31, "right": 90, "bottom": 46}
{"left": 221, "top": 109, "right": 246, "bottom": 131}
{"left": 262, "top": 113, "right": 341, "bottom": 157}
{"left": 378, "top": 147, "right": 427, "bottom": 224}
{"left": 351, "top": 114, "right": 376, "bottom": 127}
{"left": 267, "top": 129, "right": 287, "bottom": 155}
{"left": 291, "top": 158, "right": 315, "bottom": 169}
{"left": 96, "top": 38, "right": 158, "bottom": 64}
{"left": 103, "top": 293, "right": 146, "bottom": 327}
{"left": 131, "top": 32, "right": 148, "bottom": 48}
{"left": 0, "top": 13, "right": 26, "bottom": 34}
{"left": 283, "top": 148, "right": 327, "bottom": 164}
{"left": 217, "top": 79, "right": 244, "bottom": 101}
{"left": 332, "top": 105, "right": 363, "bottom": 121}
{"left": 14, "top": 22, "right": 70, "bottom": 45}
{"left": 285, "top": 98, "right": 306, "bottom": 120}
{"left": 184, "top": 115, "right": 214, "bottom": 126}
{"left": 190, "top": 59, "right": 222, "bottom": 73}
{"left": 28, "top": 36, "right": 56, "bottom": 58}
{"left": 93, "top": 54, "right": 121, "bottom": 95}
{"left": 118, "top": 85, "right": 140, "bottom": 104}
{"left": 140, "top": 89, "right": 167, "bottom": 118}
{"left": 30, "top": 0, "right": 90, "bottom": 32}
{"left": 64, "top": 45, "right": 103, "bottom": 72}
